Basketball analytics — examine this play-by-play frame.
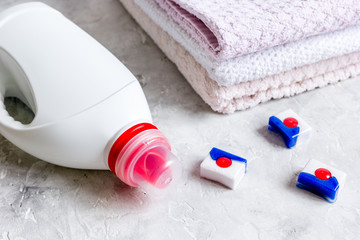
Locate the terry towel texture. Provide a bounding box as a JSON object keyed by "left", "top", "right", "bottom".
{"left": 120, "top": 0, "right": 360, "bottom": 113}
{"left": 137, "top": 0, "right": 360, "bottom": 85}
{"left": 153, "top": 0, "right": 360, "bottom": 60}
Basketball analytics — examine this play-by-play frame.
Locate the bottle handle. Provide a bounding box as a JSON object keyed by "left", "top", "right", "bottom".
{"left": 0, "top": 93, "right": 25, "bottom": 130}
{"left": 0, "top": 47, "right": 35, "bottom": 130}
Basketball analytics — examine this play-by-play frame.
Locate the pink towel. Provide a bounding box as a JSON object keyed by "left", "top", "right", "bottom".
{"left": 154, "top": 0, "right": 360, "bottom": 60}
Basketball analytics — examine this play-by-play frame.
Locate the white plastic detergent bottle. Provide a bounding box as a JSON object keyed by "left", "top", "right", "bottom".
{"left": 0, "top": 2, "right": 179, "bottom": 191}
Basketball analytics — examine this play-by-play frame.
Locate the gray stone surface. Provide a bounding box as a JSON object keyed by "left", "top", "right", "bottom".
{"left": 0, "top": 0, "right": 360, "bottom": 239}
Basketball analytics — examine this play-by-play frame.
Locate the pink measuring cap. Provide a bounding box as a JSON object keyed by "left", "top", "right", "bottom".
{"left": 108, "top": 123, "right": 179, "bottom": 190}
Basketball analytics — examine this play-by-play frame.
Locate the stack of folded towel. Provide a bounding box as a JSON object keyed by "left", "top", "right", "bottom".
{"left": 120, "top": 0, "right": 360, "bottom": 113}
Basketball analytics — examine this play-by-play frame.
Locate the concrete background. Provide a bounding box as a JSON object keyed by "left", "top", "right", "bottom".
{"left": 0, "top": 0, "right": 359, "bottom": 239}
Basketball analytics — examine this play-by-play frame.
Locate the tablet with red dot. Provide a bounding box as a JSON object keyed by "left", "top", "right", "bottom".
{"left": 296, "top": 159, "right": 346, "bottom": 203}
{"left": 200, "top": 147, "right": 247, "bottom": 190}
{"left": 268, "top": 109, "right": 312, "bottom": 148}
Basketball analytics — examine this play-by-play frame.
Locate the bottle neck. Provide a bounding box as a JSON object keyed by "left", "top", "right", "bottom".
{"left": 108, "top": 123, "right": 175, "bottom": 189}
{"left": 108, "top": 122, "right": 158, "bottom": 175}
